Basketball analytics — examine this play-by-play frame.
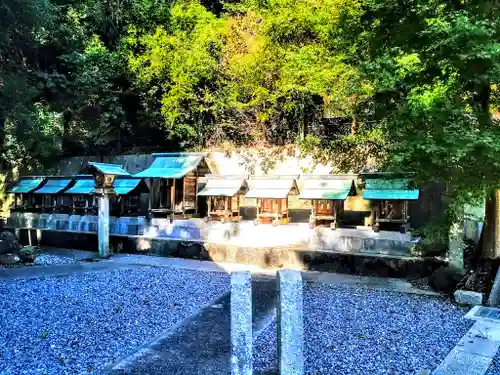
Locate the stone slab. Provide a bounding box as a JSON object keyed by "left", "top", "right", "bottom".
{"left": 433, "top": 348, "right": 493, "bottom": 375}
{"left": 277, "top": 269, "right": 304, "bottom": 375}
{"left": 465, "top": 306, "right": 500, "bottom": 331}
{"left": 433, "top": 320, "right": 500, "bottom": 375}
{"left": 455, "top": 330, "right": 499, "bottom": 358}
{"left": 454, "top": 290, "right": 483, "bottom": 306}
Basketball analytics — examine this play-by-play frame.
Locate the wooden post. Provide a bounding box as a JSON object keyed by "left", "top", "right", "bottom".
{"left": 182, "top": 176, "right": 186, "bottom": 217}
{"left": 171, "top": 179, "right": 176, "bottom": 211}
{"left": 370, "top": 202, "right": 376, "bottom": 227}
{"left": 207, "top": 196, "right": 212, "bottom": 218}
{"left": 194, "top": 169, "right": 198, "bottom": 214}
{"left": 310, "top": 202, "right": 314, "bottom": 223}
{"left": 494, "top": 190, "right": 500, "bottom": 257}
{"left": 224, "top": 196, "right": 228, "bottom": 220}
{"left": 256, "top": 199, "right": 260, "bottom": 222}
{"left": 333, "top": 200, "right": 338, "bottom": 226}
{"left": 159, "top": 179, "right": 163, "bottom": 209}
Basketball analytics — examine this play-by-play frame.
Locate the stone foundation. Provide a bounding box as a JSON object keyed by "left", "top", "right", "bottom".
{"left": 7, "top": 212, "right": 445, "bottom": 278}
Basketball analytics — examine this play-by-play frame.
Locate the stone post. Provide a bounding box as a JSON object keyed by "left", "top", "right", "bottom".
{"left": 98, "top": 194, "right": 110, "bottom": 258}
{"left": 277, "top": 269, "right": 304, "bottom": 375}
{"left": 231, "top": 271, "right": 253, "bottom": 375}
{"left": 448, "top": 220, "right": 464, "bottom": 271}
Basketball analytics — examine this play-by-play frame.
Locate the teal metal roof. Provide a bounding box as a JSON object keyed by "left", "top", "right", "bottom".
{"left": 34, "top": 178, "right": 72, "bottom": 194}
{"left": 85, "top": 162, "right": 130, "bottom": 176}
{"left": 299, "top": 179, "right": 354, "bottom": 200}
{"left": 114, "top": 179, "right": 142, "bottom": 195}
{"left": 65, "top": 179, "right": 95, "bottom": 195}
{"left": 197, "top": 178, "right": 247, "bottom": 197}
{"left": 135, "top": 154, "right": 204, "bottom": 179}
{"left": 8, "top": 178, "right": 45, "bottom": 194}
{"left": 363, "top": 178, "right": 419, "bottom": 200}
{"left": 245, "top": 178, "right": 298, "bottom": 199}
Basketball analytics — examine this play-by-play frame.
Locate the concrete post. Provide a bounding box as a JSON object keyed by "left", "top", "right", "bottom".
{"left": 277, "top": 269, "right": 304, "bottom": 375}
{"left": 98, "top": 194, "right": 110, "bottom": 258}
{"left": 231, "top": 271, "right": 252, "bottom": 375}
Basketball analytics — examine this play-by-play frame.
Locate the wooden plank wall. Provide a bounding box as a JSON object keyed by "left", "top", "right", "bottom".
{"left": 184, "top": 171, "right": 197, "bottom": 207}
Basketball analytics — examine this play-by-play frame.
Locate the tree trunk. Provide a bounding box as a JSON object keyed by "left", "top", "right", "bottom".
{"left": 0, "top": 116, "right": 4, "bottom": 169}
{"left": 351, "top": 117, "right": 357, "bottom": 135}
{"left": 485, "top": 190, "right": 500, "bottom": 305}
{"left": 483, "top": 190, "right": 497, "bottom": 258}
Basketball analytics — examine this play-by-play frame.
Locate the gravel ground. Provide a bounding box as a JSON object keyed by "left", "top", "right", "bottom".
{"left": 0, "top": 249, "right": 87, "bottom": 268}
{"left": 485, "top": 352, "right": 500, "bottom": 375}
{"left": 0, "top": 267, "right": 229, "bottom": 375}
{"left": 253, "top": 281, "right": 472, "bottom": 375}
{"left": 33, "top": 253, "right": 81, "bottom": 266}
{"left": 0, "top": 254, "right": 78, "bottom": 268}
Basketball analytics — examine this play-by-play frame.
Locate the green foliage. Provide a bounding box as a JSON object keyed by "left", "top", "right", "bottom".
{"left": 2, "top": 0, "right": 500, "bottom": 233}
{"left": 362, "top": 0, "right": 500, "bottom": 205}
{"left": 127, "top": 0, "right": 365, "bottom": 146}
{"left": 0, "top": 174, "right": 13, "bottom": 218}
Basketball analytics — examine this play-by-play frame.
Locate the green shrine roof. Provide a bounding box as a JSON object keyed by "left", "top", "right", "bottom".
{"left": 299, "top": 178, "right": 355, "bottom": 200}
{"left": 33, "top": 178, "right": 72, "bottom": 194}
{"left": 362, "top": 178, "right": 419, "bottom": 200}
{"left": 245, "top": 177, "right": 298, "bottom": 199}
{"left": 8, "top": 178, "right": 45, "bottom": 194}
{"left": 197, "top": 177, "right": 247, "bottom": 197}
{"left": 113, "top": 178, "right": 143, "bottom": 195}
{"left": 135, "top": 153, "right": 204, "bottom": 179}
{"left": 65, "top": 179, "right": 95, "bottom": 195}
{"left": 84, "top": 162, "right": 130, "bottom": 176}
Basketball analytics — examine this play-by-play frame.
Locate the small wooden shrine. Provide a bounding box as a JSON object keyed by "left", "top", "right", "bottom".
{"left": 111, "top": 177, "right": 149, "bottom": 216}
{"left": 245, "top": 176, "right": 299, "bottom": 226}
{"left": 362, "top": 175, "right": 419, "bottom": 233}
{"left": 197, "top": 175, "right": 248, "bottom": 222}
{"left": 134, "top": 152, "right": 210, "bottom": 220}
{"left": 64, "top": 175, "right": 97, "bottom": 214}
{"left": 33, "top": 176, "right": 74, "bottom": 212}
{"left": 8, "top": 177, "right": 45, "bottom": 212}
{"left": 299, "top": 175, "right": 357, "bottom": 229}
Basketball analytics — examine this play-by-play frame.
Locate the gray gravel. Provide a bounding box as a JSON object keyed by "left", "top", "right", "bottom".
{"left": 253, "top": 281, "right": 472, "bottom": 375}
{"left": 34, "top": 253, "right": 81, "bottom": 266}
{"left": 485, "top": 352, "right": 500, "bottom": 375}
{"left": 0, "top": 253, "right": 78, "bottom": 268}
{"left": 0, "top": 267, "right": 229, "bottom": 375}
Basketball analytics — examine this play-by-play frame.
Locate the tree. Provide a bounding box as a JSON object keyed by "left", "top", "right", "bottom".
{"left": 127, "top": 0, "right": 364, "bottom": 147}
{"left": 0, "top": 0, "right": 63, "bottom": 170}
{"left": 361, "top": 0, "right": 500, "bottom": 249}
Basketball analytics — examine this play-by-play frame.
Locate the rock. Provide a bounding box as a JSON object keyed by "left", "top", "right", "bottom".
{"left": 428, "top": 266, "right": 465, "bottom": 294}
{"left": 177, "top": 242, "right": 202, "bottom": 258}
{"left": 454, "top": 290, "right": 483, "bottom": 306}
{"left": 465, "top": 273, "right": 478, "bottom": 290}
{"left": 0, "top": 254, "right": 21, "bottom": 265}
{"left": 0, "top": 231, "right": 22, "bottom": 255}
{"left": 19, "top": 246, "right": 40, "bottom": 263}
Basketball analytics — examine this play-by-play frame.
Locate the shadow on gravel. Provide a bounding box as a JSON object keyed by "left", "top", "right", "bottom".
{"left": 107, "top": 277, "right": 277, "bottom": 375}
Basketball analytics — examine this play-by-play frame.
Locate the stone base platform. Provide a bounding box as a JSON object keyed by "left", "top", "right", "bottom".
{"left": 9, "top": 222, "right": 444, "bottom": 278}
